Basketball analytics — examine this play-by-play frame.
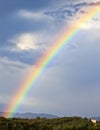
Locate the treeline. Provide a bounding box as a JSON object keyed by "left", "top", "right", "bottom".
{"left": 0, "top": 116, "right": 100, "bottom": 130}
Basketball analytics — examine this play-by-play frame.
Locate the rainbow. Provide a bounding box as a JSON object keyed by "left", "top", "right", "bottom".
{"left": 5, "top": 5, "right": 100, "bottom": 118}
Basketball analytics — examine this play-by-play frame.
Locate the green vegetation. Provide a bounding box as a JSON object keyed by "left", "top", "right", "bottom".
{"left": 0, "top": 116, "right": 100, "bottom": 130}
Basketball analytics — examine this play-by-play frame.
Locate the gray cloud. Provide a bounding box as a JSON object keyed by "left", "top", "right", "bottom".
{"left": 88, "top": 1, "right": 100, "bottom": 6}
{"left": 44, "top": 1, "right": 100, "bottom": 21}
{"left": 0, "top": 57, "right": 31, "bottom": 103}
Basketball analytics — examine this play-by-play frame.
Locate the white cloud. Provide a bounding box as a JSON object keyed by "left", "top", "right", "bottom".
{"left": 18, "top": 10, "right": 44, "bottom": 19}
{"left": 70, "top": 19, "right": 100, "bottom": 30}
{"left": 0, "top": 57, "right": 29, "bottom": 69}
{"left": 18, "top": 9, "right": 53, "bottom": 21}
{"left": 9, "top": 31, "right": 58, "bottom": 52}
{"left": 82, "top": 22, "right": 100, "bottom": 29}
{"left": 10, "top": 33, "right": 41, "bottom": 51}
{"left": 65, "top": 8, "right": 100, "bottom": 30}
{"left": 81, "top": 16, "right": 100, "bottom": 30}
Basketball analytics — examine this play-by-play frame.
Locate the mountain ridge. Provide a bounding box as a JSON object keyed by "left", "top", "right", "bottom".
{"left": 0, "top": 112, "right": 58, "bottom": 118}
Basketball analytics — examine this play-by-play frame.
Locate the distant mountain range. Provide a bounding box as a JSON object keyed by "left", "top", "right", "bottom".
{"left": 0, "top": 112, "right": 58, "bottom": 119}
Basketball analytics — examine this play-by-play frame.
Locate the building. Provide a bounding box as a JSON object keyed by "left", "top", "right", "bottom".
{"left": 91, "top": 118, "right": 96, "bottom": 123}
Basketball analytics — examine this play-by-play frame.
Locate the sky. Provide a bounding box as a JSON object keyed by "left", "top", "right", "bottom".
{"left": 0, "top": 0, "right": 100, "bottom": 117}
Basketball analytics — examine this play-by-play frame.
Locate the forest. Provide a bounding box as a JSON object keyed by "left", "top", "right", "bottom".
{"left": 0, "top": 116, "right": 100, "bottom": 130}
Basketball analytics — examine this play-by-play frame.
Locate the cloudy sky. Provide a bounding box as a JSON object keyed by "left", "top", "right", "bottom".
{"left": 0, "top": 0, "right": 100, "bottom": 117}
